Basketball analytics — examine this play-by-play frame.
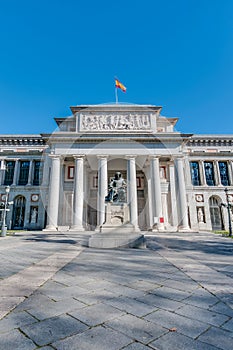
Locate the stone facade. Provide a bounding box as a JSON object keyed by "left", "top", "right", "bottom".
{"left": 0, "top": 104, "right": 232, "bottom": 233}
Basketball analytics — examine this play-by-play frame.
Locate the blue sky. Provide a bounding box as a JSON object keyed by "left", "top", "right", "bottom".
{"left": 0, "top": 0, "right": 233, "bottom": 135}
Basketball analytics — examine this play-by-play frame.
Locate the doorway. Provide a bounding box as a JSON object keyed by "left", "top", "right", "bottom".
{"left": 12, "top": 195, "right": 26, "bottom": 229}
{"left": 209, "top": 196, "right": 223, "bottom": 230}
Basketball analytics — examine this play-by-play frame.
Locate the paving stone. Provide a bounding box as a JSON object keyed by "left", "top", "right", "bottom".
{"left": 215, "top": 292, "right": 233, "bottom": 309}
{"left": 0, "top": 296, "right": 25, "bottom": 319}
{"left": 104, "top": 295, "right": 158, "bottom": 317}
{"left": 0, "top": 328, "right": 36, "bottom": 350}
{"left": 183, "top": 288, "right": 219, "bottom": 309}
{"left": 198, "top": 327, "right": 233, "bottom": 350}
{"left": 149, "top": 331, "right": 220, "bottom": 350}
{"left": 127, "top": 280, "right": 161, "bottom": 292}
{"left": 122, "top": 342, "right": 151, "bottom": 350}
{"left": 106, "top": 314, "right": 167, "bottom": 344}
{"left": 21, "top": 314, "right": 88, "bottom": 346}
{"left": 51, "top": 272, "right": 94, "bottom": 286}
{"left": 53, "top": 325, "right": 131, "bottom": 350}
{"left": 221, "top": 318, "right": 233, "bottom": 332}
{"left": 39, "top": 280, "right": 87, "bottom": 301}
{"left": 161, "top": 278, "right": 198, "bottom": 292}
{"left": 209, "top": 301, "right": 233, "bottom": 318}
{"left": 84, "top": 279, "right": 119, "bottom": 291}
{"left": 1, "top": 231, "right": 233, "bottom": 350}
{"left": 151, "top": 286, "right": 191, "bottom": 301}
{"left": 69, "top": 302, "right": 125, "bottom": 326}
{"left": 175, "top": 304, "right": 230, "bottom": 327}
{"left": 74, "top": 288, "right": 116, "bottom": 305}
{"left": 136, "top": 293, "right": 183, "bottom": 311}
{"left": 27, "top": 297, "right": 85, "bottom": 320}
{"left": 145, "top": 309, "right": 209, "bottom": 339}
{"left": 14, "top": 292, "right": 53, "bottom": 312}
{"left": 0, "top": 310, "right": 37, "bottom": 333}
{"left": 104, "top": 284, "right": 146, "bottom": 299}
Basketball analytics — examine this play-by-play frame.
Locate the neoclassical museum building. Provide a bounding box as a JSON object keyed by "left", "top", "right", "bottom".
{"left": 0, "top": 103, "right": 233, "bottom": 233}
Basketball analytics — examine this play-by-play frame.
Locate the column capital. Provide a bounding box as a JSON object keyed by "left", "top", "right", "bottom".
{"left": 97, "top": 155, "right": 108, "bottom": 160}
{"left": 125, "top": 155, "right": 136, "bottom": 160}
{"left": 175, "top": 156, "right": 185, "bottom": 161}
{"left": 73, "top": 155, "right": 85, "bottom": 160}
{"left": 49, "top": 154, "right": 62, "bottom": 160}
{"left": 148, "top": 155, "right": 160, "bottom": 160}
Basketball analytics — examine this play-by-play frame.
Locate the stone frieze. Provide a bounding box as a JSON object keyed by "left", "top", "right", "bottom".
{"left": 79, "top": 113, "right": 151, "bottom": 131}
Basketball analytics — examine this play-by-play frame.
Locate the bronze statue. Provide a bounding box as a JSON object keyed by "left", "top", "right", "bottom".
{"left": 105, "top": 172, "right": 127, "bottom": 203}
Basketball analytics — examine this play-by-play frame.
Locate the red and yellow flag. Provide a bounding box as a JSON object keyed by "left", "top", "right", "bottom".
{"left": 115, "top": 79, "right": 126, "bottom": 92}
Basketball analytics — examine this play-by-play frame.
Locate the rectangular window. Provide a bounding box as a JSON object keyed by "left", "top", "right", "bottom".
{"left": 218, "top": 162, "right": 229, "bottom": 186}
{"left": 204, "top": 162, "right": 215, "bottom": 186}
{"left": 190, "top": 162, "right": 200, "bottom": 186}
{"left": 4, "top": 161, "right": 15, "bottom": 185}
{"left": 33, "top": 161, "right": 42, "bottom": 186}
{"left": 67, "top": 166, "right": 74, "bottom": 179}
{"left": 18, "top": 161, "right": 30, "bottom": 185}
{"left": 64, "top": 165, "right": 74, "bottom": 181}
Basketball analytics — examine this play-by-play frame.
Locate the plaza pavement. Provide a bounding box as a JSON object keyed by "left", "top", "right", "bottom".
{"left": 0, "top": 230, "right": 233, "bottom": 350}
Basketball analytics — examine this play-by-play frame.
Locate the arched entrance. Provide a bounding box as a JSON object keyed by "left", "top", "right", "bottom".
{"left": 209, "top": 196, "right": 223, "bottom": 230}
{"left": 12, "top": 195, "right": 26, "bottom": 229}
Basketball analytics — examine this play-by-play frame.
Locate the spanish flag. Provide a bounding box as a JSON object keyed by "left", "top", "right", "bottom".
{"left": 115, "top": 78, "right": 126, "bottom": 92}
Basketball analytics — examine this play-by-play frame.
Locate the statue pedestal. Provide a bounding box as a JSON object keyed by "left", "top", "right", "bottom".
{"left": 89, "top": 203, "right": 145, "bottom": 248}
{"left": 100, "top": 203, "right": 133, "bottom": 233}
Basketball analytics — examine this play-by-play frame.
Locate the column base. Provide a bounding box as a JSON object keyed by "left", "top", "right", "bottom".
{"left": 43, "top": 225, "right": 58, "bottom": 231}
{"left": 70, "top": 225, "right": 85, "bottom": 232}
{"left": 178, "top": 226, "right": 191, "bottom": 232}
{"left": 133, "top": 225, "right": 141, "bottom": 233}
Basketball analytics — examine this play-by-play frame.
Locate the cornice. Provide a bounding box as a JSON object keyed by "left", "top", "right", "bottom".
{"left": 0, "top": 135, "right": 46, "bottom": 146}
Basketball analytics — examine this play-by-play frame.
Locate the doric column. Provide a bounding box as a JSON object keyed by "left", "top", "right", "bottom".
{"left": 97, "top": 156, "right": 108, "bottom": 227}
{"left": 176, "top": 157, "right": 190, "bottom": 230}
{"left": 127, "top": 156, "right": 139, "bottom": 230}
{"left": 150, "top": 156, "right": 163, "bottom": 230}
{"left": 71, "top": 156, "right": 85, "bottom": 231}
{"left": 12, "top": 159, "right": 20, "bottom": 186}
{"left": 45, "top": 155, "right": 61, "bottom": 230}
{"left": 168, "top": 161, "right": 178, "bottom": 227}
{"left": 26, "top": 160, "right": 34, "bottom": 186}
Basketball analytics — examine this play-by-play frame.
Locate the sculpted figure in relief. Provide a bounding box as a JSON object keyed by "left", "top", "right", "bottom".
{"left": 197, "top": 207, "right": 204, "bottom": 223}
{"left": 81, "top": 113, "right": 150, "bottom": 131}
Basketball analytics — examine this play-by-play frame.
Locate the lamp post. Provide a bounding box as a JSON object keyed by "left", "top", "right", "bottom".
{"left": 224, "top": 188, "right": 232, "bottom": 237}
{"left": 1, "top": 185, "right": 10, "bottom": 237}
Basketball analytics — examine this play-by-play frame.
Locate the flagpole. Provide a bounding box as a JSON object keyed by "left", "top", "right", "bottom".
{"left": 115, "top": 87, "right": 118, "bottom": 104}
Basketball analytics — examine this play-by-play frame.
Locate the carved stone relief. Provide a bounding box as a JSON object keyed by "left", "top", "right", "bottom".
{"left": 80, "top": 113, "right": 151, "bottom": 131}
